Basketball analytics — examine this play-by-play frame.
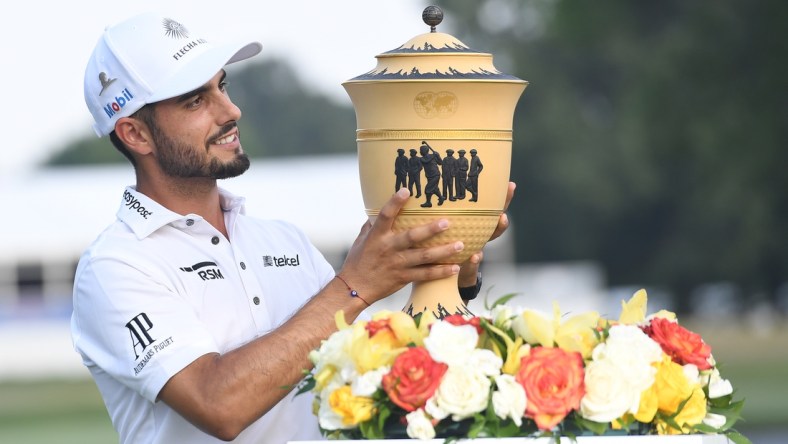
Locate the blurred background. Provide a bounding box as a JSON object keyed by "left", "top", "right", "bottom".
{"left": 1, "top": 0, "right": 786, "bottom": 442}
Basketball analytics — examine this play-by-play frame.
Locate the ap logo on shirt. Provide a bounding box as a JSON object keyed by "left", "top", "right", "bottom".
{"left": 126, "top": 312, "right": 155, "bottom": 360}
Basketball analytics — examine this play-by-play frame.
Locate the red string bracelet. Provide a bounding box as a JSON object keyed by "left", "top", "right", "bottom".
{"left": 335, "top": 275, "right": 370, "bottom": 307}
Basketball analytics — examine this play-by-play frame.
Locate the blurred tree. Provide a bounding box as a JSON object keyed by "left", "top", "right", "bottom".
{"left": 46, "top": 58, "right": 357, "bottom": 165}
{"left": 439, "top": 0, "right": 787, "bottom": 309}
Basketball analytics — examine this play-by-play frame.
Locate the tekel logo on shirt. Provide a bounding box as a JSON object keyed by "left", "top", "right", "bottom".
{"left": 122, "top": 190, "right": 153, "bottom": 219}
{"left": 179, "top": 261, "right": 225, "bottom": 281}
{"left": 262, "top": 254, "right": 301, "bottom": 268}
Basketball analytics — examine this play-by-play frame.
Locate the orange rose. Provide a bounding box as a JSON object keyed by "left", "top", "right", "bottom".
{"left": 516, "top": 346, "right": 585, "bottom": 430}
{"left": 644, "top": 318, "right": 712, "bottom": 370}
{"left": 382, "top": 347, "right": 448, "bottom": 412}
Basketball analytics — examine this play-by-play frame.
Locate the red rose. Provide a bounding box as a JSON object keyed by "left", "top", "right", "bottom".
{"left": 643, "top": 317, "right": 712, "bottom": 370}
{"left": 382, "top": 347, "right": 448, "bottom": 412}
{"left": 443, "top": 314, "right": 484, "bottom": 335}
{"left": 365, "top": 318, "right": 393, "bottom": 337}
{"left": 516, "top": 347, "right": 585, "bottom": 430}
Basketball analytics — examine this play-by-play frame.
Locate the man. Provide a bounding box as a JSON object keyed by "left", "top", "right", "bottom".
{"left": 407, "top": 147, "right": 423, "bottom": 198}
{"left": 467, "top": 148, "right": 484, "bottom": 202}
{"left": 456, "top": 149, "right": 469, "bottom": 200}
{"left": 394, "top": 148, "right": 408, "bottom": 192}
{"left": 72, "top": 11, "right": 513, "bottom": 444}
{"left": 441, "top": 148, "right": 458, "bottom": 202}
{"left": 418, "top": 141, "right": 444, "bottom": 208}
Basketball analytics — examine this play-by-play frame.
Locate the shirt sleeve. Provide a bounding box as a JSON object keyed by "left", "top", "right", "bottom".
{"left": 72, "top": 255, "right": 220, "bottom": 402}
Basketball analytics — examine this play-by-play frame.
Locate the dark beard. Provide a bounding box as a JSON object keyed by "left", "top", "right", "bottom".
{"left": 153, "top": 123, "right": 251, "bottom": 179}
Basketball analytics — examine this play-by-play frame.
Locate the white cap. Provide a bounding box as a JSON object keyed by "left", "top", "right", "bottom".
{"left": 84, "top": 11, "right": 262, "bottom": 137}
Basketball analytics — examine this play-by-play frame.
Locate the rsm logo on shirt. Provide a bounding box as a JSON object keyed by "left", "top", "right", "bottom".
{"left": 262, "top": 254, "right": 300, "bottom": 268}
{"left": 179, "top": 261, "right": 225, "bottom": 280}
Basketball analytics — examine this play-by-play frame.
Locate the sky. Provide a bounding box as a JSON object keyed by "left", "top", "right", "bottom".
{"left": 0, "top": 0, "right": 431, "bottom": 177}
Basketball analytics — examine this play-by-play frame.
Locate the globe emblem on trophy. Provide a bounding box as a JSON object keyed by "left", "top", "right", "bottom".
{"left": 413, "top": 91, "right": 459, "bottom": 119}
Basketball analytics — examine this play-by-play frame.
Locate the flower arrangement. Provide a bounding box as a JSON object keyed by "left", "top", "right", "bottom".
{"left": 298, "top": 290, "right": 749, "bottom": 443}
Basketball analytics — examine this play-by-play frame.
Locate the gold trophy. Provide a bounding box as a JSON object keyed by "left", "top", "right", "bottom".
{"left": 343, "top": 6, "right": 527, "bottom": 318}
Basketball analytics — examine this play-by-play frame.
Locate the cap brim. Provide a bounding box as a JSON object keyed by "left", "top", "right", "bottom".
{"left": 147, "top": 40, "right": 262, "bottom": 103}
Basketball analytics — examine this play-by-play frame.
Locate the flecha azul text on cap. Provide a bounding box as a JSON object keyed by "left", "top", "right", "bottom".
{"left": 172, "top": 39, "right": 209, "bottom": 61}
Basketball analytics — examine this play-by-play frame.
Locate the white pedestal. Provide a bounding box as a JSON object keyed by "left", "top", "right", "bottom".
{"left": 289, "top": 435, "right": 729, "bottom": 444}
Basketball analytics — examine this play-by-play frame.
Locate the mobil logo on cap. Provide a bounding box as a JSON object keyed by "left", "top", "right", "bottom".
{"left": 103, "top": 88, "right": 135, "bottom": 118}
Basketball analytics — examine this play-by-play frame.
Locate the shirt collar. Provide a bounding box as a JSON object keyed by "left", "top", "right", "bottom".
{"left": 117, "top": 186, "right": 246, "bottom": 239}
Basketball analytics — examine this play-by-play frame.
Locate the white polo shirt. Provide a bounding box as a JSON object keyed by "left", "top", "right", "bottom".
{"left": 71, "top": 186, "right": 334, "bottom": 443}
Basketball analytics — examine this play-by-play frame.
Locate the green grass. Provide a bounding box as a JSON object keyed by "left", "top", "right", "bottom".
{"left": 0, "top": 320, "right": 785, "bottom": 443}
{"left": 0, "top": 379, "right": 116, "bottom": 443}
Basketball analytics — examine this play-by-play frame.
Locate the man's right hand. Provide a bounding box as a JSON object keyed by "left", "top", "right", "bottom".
{"left": 337, "top": 187, "right": 463, "bottom": 305}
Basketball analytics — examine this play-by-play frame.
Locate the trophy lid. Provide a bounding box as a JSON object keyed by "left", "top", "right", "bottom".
{"left": 347, "top": 5, "right": 524, "bottom": 83}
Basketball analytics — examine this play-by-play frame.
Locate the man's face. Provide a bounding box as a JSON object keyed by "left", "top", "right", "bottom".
{"left": 146, "top": 70, "right": 250, "bottom": 179}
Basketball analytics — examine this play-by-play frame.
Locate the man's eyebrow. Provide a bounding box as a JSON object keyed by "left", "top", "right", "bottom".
{"left": 174, "top": 71, "right": 228, "bottom": 104}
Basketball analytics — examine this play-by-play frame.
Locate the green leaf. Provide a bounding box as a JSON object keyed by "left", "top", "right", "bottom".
{"left": 725, "top": 431, "right": 753, "bottom": 444}
{"left": 293, "top": 376, "right": 315, "bottom": 396}
{"left": 692, "top": 423, "right": 719, "bottom": 434}
{"left": 573, "top": 415, "right": 609, "bottom": 435}
{"left": 484, "top": 292, "right": 520, "bottom": 310}
{"left": 710, "top": 398, "right": 746, "bottom": 431}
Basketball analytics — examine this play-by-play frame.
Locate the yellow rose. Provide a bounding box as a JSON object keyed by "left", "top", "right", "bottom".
{"left": 653, "top": 355, "right": 693, "bottom": 414}
{"left": 634, "top": 379, "right": 659, "bottom": 423}
{"left": 618, "top": 289, "right": 648, "bottom": 325}
{"left": 657, "top": 386, "right": 707, "bottom": 434}
{"left": 675, "top": 386, "right": 707, "bottom": 430}
{"left": 350, "top": 311, "right": 421, "bottom": 372}
{"left": 314, "top": 365, "right": 338, "bottom": 392}
{"left": 555, "top": 310, "right": 601, "bottom": 359}
{"left": 512, "top": 301, "right": 600, "bottom": 359}
{"left": 328, "top": 386, "right": 376, "bottom": 426}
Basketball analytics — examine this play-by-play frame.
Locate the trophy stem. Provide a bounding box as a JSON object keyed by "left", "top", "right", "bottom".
{"left": 402, "top": 274, "right": 473, "bottom": 320}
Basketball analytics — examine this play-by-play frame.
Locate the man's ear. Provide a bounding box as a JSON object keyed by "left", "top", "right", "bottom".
{"left": 115, "top": 116, "right": 154, "bottom": 156}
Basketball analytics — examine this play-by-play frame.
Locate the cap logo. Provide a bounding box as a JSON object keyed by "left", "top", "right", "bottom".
{"left": 162, "top": 18, "right": 189, "bottom": 39}
{"left": 98, "top": 72, "right": 116, "bottom": 96}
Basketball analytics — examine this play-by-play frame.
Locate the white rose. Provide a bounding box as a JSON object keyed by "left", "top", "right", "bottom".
{"left": 313, "top": 328, "right": 354, "bottom": 378}
{"left": 491, "top": 304, "right": 516, "bottom": 329}
{"left": 580, "top": 358, "right": 640, "bottom": 423}
{"left": 423, "top": 321, "right": 479, "bottom": 366}
{"left": 424, "top": 396, "right": 449, "bottom": 421}
{"left": 351, "top": 366, "right": 389, "bottom": 397}
{"left": 492, "top": 374, "right": 527, "bottom": 426}
{"left": 703, "top": 412, "right": 727, "bottom": 430}
{"left": 683, "top": 364, "right": 700, "bottom": 386}
{"left": 431, "top": 366, "right": 491, "bottom": 420}
{"left": 595, "top": 325, "right": 662, "bottom": 390}
{"left": 468, "top": 348, "right": 503, "bottom": 376}
{"left": 706, "top": 369, "right": 734, "bottom": 398}
{"left": 405, "top": 409, "right": 436, "bottom": 440}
